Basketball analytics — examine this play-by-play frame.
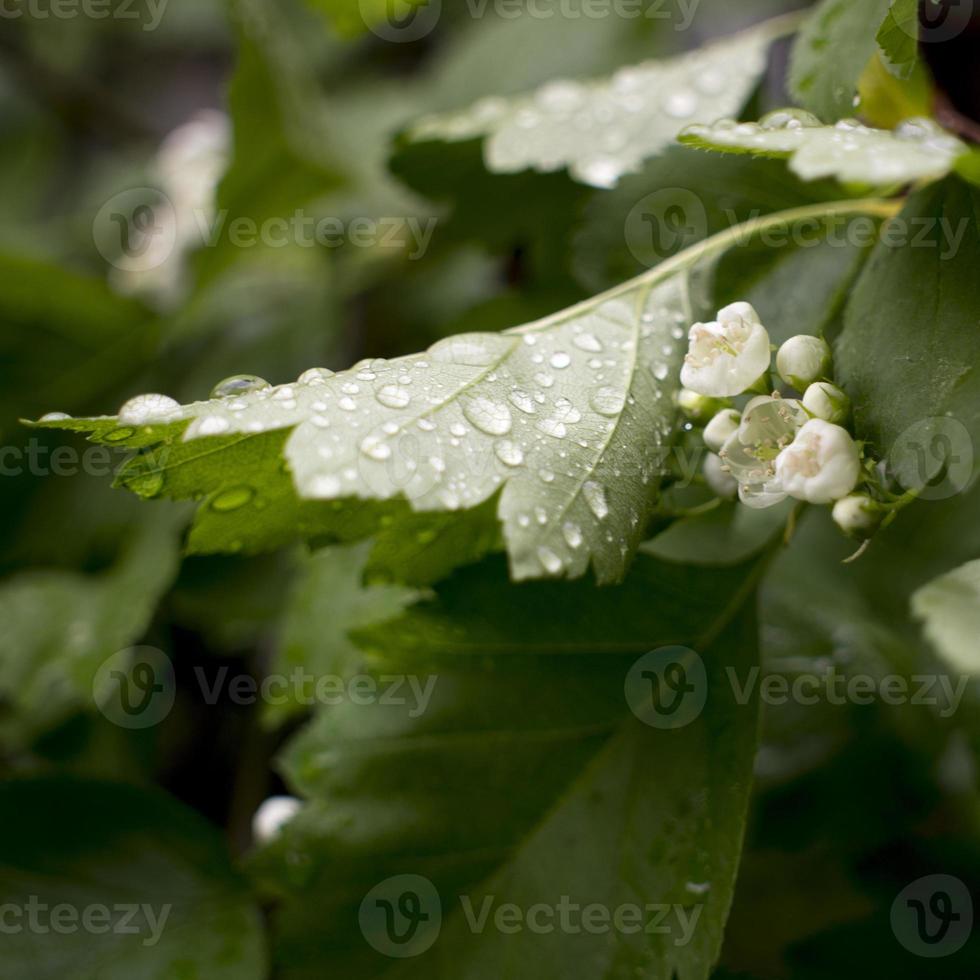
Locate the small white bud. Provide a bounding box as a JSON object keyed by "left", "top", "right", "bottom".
{"left": 703, "top": 408, "right": 741, "bottom": 453}
{"left": 704, "top": 452, "right": 738, "bottom": 498}
{"left": 775, "top": 419, "right": 861, "bottom": 504}
{"left": 802, "top": 381, "right": 849, "bottom": 424}
{"left": 680, "top": 302, "right": 771, "bottom": 398}
{"left": 832, "top": 493, "right": 882, "bottom": 539}
{"left": 252, "top": 795, "right": 302, "bottom": 844}
{"left": 676, "top": 388, "right": 725, "bottom": 423}
{"left": 776, "top": 335, "right": 832, "bottom": 390}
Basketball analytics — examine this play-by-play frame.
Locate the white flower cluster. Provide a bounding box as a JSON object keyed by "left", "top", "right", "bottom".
{"left": 680, "top": 302, "right": 878, "bottom": 537}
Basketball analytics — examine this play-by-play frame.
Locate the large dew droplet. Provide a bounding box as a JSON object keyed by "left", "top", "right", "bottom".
{"left": 463, "top": 396, "right": 512, "bottom": 436}
{"left": 537, "top": 546, "right": 563, "bottom": 575}
{"left": 298, "top": 367, "right": 334, "bottom": 385}
{"left": 583, "top": 480, "right": 609, "bottom": 520}
{"left": 211, "top": 375, "right": 270, "bottom": 398}
{"left": 118, "top": 393, "right": 182, "bottom": 425}
{"left": 376, "top": 385, "right": 412, "bottom": 409}
{"left": 211, "top": 485, "right": 255, "bottom": 512}
{"left": 494, "top": 440, "right": 525, "bottom": 467}
{"left": 590, "top": 386, "right": 626, "bottom": 417}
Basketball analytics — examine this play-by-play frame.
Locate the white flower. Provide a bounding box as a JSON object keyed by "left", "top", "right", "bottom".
{"left": 703, "top": 408, "right": 740, "bottom": 453}
{"left": 719, "top": 395, "right": 808, "bottom": 509}
{"left": 775, "top": 419, "right": 861, "bottom": 504}
{"left": 704, "top": 452, "right": 737, "bottom": 498}
{"left": 775, "top": 335, "right": 831, "bottom": 390}
{"left": 832, "top": 493, "right": 881, "bottom": 538}
{"left": 680, "top": 301, "right": 771, "bottom": 397}
{"left": 802, "top": 381, "right": 849, "bottom": 424}
{"left": 252, "top": 795, "right": 302, "bottom": 844}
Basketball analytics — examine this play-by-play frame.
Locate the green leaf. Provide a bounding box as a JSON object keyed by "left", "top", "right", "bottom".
{"left": 912, "top": 559, "right": 980, "bottom": 676}
{"left": 37, "top": 271, "right": 693, "bottom": 585}
{"left": 680, "top": 113, "right": 967, "bottom": 186}
{"left": 0, "top": 777, "right": 266, "bottom": 980}
{"left": 406, "top": 18, "right": 790, "bottom": 188}
{"left": 253, "top": 552, "right": 764, "bottom": 980}
{"left": 836, "top": 179, "right": 980, "bottom": 477}
{"left": 876, "top": 0, "right": 920, "bottom": 79}
{"left": 788, "top": 0, "right": 892, "bottom": 121}
{"left": 266, "top": 541, "right": 420, "bottom": 725}
{"left": 0, "top": 510, "right": 182, "bottom": 746}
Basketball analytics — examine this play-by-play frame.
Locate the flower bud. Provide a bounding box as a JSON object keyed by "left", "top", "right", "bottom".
{"left": 775, "top": 418, "right": 861, "bottom": 504}
{"left": 703, "top": 408, "right": 741, "bottom": 453}
{"left": 802, "top": 381, "right": 850, "bottom": 424}
{"left": 676, "top": 388, "right": 726, "bottom": 424}
{"left": 252, "top": 795, "right": 302, "bottom": 843}
{"left": 832, "top": 494, "right": 882, "bottom": 539}
{"left": 776, "top": 335, "right": 832, "bottom": 390}
{"left": 704, "top": 452, "right": 737, "bottom": 498}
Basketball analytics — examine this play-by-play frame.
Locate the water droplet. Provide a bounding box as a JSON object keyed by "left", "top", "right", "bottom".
{"left": 463, "top": 396, "right": 512, "bottom": 436}
{"left": 562, "top": 522, "right": 583, "bottom": 549}
{"left": 534, "top": 372, "right": 555, "bottom": 389}
{"left": 664, "top": 90, "right": 698, "bottom": 119}
{"left": 197, "top": 415, "right": 230, "bottom": 436}
{"left": 360, "top": 435, "right": 392, "bottom": 461}
{"left": 430, "top": 334, "right": 498, "bottom": 367}
{"left": 494, "top": 440, "right": 525, "bottom": 467}
{"left": 573, "top": 333, "right": 603, "bottom": 353}
{"left": 583, "top": 481, "right": 609, "bottom": 519}
{"left": 539, "top": 468, "right": 555, "bottom": 483}
{"left": 211, "top": 375, "right": 270, "bottom": 398}
{"left": 590, "top": 386, "right": 626, "bottom": 417}
{"left": 211, "top": 485, "right": 255, "bottom": 512}
{"left": 298, "top": 367, "right": 334, "bottom": 385}
{"left": 133, "top": 472, "right": 164, "bottom": 498}
{"left": 376, "top": 385, "right": 412, "bottom": 409}
{"left": 508, "top": 390, "right": 537, "bottom": 414}
{"left": 338, "top": 396, "right": 357, "bottom": 412}
{"left": 39, "top": 412, "right": 71, "bottom": 422}
{"left": 550, "top": 351, "right": 572, "bottom": 369}
{"left": 118, "top": 393, "right": 181, "bottom": 425}
{"left": 653, "top": 363, "right": 670, "bottom": 381}
{"left": 537, "top": 546, "right": 563, "bottom": 575}
{"left": 104, "top": 427, "right": 135, "bottom": 442}
{"left": 310, "top": 473, "right": 342, "bottom": 497}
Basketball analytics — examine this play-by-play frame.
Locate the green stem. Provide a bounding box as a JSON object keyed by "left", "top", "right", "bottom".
{"left": 515, "top": 198, "right": 903, "bottom": 335}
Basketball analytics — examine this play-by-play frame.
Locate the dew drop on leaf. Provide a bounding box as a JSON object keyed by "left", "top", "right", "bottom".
{"left": 210, "top": 375, "right": 270, "bottom": 398}
{"left": 118, "top": 393, "right": 181, "bottom": 425}
{"left": 298, "top": 367, "right": 334, "bottom": 385}
{"left": 211, "top": 485, "right": 255, "bottom": 512}
{"left": 583, "top": 480, "right": 609, "bottom": 519}
{"left": 376, "top": 385, "right": 412, "bottom": 409}
{"left": 463, "top": 396, "right": 512, "bottom": 436}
